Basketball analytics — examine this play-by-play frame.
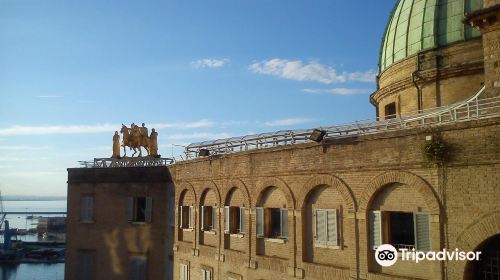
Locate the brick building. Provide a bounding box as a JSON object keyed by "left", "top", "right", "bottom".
{"left": 65, "top": 0, "right": 500, "bottom": 279}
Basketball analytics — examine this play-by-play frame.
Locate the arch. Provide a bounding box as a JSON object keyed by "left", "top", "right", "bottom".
{"left": 253, "top": 177, "right": 295, "bottom": 209}
{"left": 358, "top": 171, "right": 440, "bottom": 214}
{"left": 222, "top": 179, "right": 251, "bottom": 207}
{"left": 297, "top": 174, "right": 356, "bottom": 211}
{"left": 175, "top": 181, "right": 197, "bottom": 206}
{"left": 457, "top": 210, "right": 500, "bottom": 252}
{"left": 195, "top": 180, "right": 222, "bottom": 207}
{"left": 458, "top": 211, "right": 500, "bottom": 280}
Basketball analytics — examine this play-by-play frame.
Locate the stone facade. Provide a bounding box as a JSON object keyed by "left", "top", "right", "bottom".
{"left": 169, "top": 117, "right": 500, "bottom": 280}
{"left": 372, "top": 38, "right": 485, "bottom": 118}
{"left": 65, "top": 167, "right": 175, "bottom": 280}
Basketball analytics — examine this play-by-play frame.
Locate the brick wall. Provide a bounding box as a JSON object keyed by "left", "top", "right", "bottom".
{"left": 171, "top": 117, "right": 500, "bottom": 280}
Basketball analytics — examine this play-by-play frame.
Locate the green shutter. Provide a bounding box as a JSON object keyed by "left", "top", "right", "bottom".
{"left": 414, "top": 212, "right": 431, "bottom": 252}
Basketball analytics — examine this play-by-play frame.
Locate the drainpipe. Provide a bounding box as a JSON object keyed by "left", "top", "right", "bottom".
{"left": 412, "top": 55, "right": 423, "bottom": 113}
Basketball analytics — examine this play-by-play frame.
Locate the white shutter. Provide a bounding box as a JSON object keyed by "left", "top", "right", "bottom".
{"left": 327, "top": 209, "right": 338, "bottom": 246}
{"left": 145, "top": 197, "right": 152, "bottom": 223}
{"left": 212, "top": 207, "right": 217, "bottom": 231}
{"left": 280, "top": 208, "right": 288, "bottom": 239}
{"left": 370, "top": 211, "right": 382, "bottom": 249}
{"left": 414, "top": 212, "right": 431, "bottom": 252}
{"left": 127, "top": 197, "right": 134, "bottom": 221}
{"left": 256, "top": 207, "right": 264, "bottom": 237}
{"left": 201, "top": 269, "right": 206, "bottom": 280}
{"left": 200, "top": 206, "right": 205, "bottom": 231}
{"left": 315, "top": 209, "right": 326, "bottom": 244}
{"left": 224, "top": 206, "right": 230, "bottom": 233}
{"left": 239, "top": 207, "right": 245, "bottom": 233}
{"left": 180, "top": 263, "right": 188, "bottom": 280}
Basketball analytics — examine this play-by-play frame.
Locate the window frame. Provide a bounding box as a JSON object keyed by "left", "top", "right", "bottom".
{"left": 179, "top": 205, "right": 193, "bottom": 230}
{"left": 255, "top": 207, "right": 288, "bottom": 240}
{"left": 370, "top": 210, "right": 431, "bottom": 252}
{"left": 127, "top": 196, "right": 152, "bottom": 223}
{"left": 80, "top": 196, "right": 94, "bottom": 223}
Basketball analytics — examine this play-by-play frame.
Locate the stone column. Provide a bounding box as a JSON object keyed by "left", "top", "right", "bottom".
{"left": 466, "top": 2, "right": 500, "bottom": 98}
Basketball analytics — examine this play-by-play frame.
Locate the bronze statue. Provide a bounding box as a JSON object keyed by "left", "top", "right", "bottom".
{"left": 112, "top": 131, "right": 121, "bottom": 158}
{"left": 149, "top": 128, "right": 158, "bottom": 156}
{"left": 119, "top": 123, "right": 156, "bottom": 157}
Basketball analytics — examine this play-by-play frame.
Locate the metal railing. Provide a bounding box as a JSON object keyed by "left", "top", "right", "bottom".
{"left": 184, "top": 86, "right": 500, "bottom": 159}
{"left": 79, "top": 157, "right": 174, "bottom": 168}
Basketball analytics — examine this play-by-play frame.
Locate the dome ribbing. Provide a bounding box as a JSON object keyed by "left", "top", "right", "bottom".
{"left": 379, "top": 0, "right": 484, "bottom": 72}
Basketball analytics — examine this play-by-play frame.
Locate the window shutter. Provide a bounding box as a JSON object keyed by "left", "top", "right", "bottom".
{"left": 239, "top": 207, "right": 245, "bottom": 233}
{"left": 212, "top": 207, "right": 217, "bottom": 231}
{"left": 87, "top": 197, "right": 93, "bottom": 221}
{"left": 327, "top": 209, "right": 338, "bottom": 246}
{"left": 280, "top": 208, "right": 288, "bottom": 239}
{"left": 145, "top": 197, "right": 152, "bottom": 223}
{"left": 129, "top": 256, "right": 147, "bottom": 280}
{"left": 180, "top": 263, "right": 188, "bottom": 280}
{"left": 414, "top": 212, "right": 431, "bottom": 252}
{"left": 179, "top": 206, "right": 183, "bottom": 229}
{"left": 224, "top": 206, "right": 230, "bottom": 233}
{"left": 200, "top": 206, "right": 205, "bottom": 231}
{"left": 77, "top": 251, "right": 94, "bottom": 280}
{"left": 315, "top": 209, "right": 326, "bottom": 244}
{"left": 189, "top": 206, "right": 193, "bottom": 229}
{"left": 370, "top": 211, "right": 382, "bottom": 250}
{"left": 256, "top": 207, "right": 264, "bottom": 237}
{"left": 201, "top": 269, "right": 206, "bottom": 280}
{"left": 127, "top": 197, "right": 134, "bottom": 221}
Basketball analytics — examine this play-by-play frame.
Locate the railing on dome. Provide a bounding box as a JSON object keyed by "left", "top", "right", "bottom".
{"left": 184, "top": 86, "right": 500, "bottom": 159}
{"left": 79, "top": 157, "right": 174, "bottom": 168}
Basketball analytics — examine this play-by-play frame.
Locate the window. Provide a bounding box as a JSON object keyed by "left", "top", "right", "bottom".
{"left": 201, "top": 268, "right": 212, "bottom": 280}
{"left": 224, "top": 206, "right": 245, "bottom": 234}
{"left": 81, "top": 196, "right": 94, "bottom": 223}
{"left": 129, "top": 255, "right": 147, "bottom": 280}
{"left": 179, "top": 263, "right": 189, "bottom": 280}
{"left": 127, "top": 197, "right": 152, "bottom": 223}
{"left": 77, "top": 250, "right": 94, "bottom": 280}
{"left": 370, "top": 211, "right": 430, "bottom": 251}
{"left": 315, "top": 209, "right": 338, "bottom": 247}
{"left": 200, "top": 206, "right": 217, "bottom": 231}
{"left": 384, "top": 102, "right": 397, "bottom": 119}
{"left": 256, "top": 207, "right": 287, "bottom": 239}
{"left": 179, "top": 206, "right": 193, "bottom": 229}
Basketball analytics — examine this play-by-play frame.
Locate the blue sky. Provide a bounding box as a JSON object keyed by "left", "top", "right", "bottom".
{"left": 0, "top": 0, "right": 396, "bottom": 196}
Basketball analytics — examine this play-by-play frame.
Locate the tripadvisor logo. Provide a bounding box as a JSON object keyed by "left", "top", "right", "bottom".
{"left": 375, "top": 244, "right": 482, "bottom": 266}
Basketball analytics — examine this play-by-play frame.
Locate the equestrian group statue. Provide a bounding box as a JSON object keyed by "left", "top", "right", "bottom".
{"left": 112, "top": 123, "right": 158, "bottom": 158}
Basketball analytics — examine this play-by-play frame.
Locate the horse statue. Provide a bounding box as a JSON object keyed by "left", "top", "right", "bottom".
{"left": 120, "top": 123, "right": 150, "bottom": 157}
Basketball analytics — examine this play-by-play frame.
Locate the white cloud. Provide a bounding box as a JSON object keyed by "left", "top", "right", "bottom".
{"left": 263, "top": 118, "right": 314, "bottom": 127}
{"left": 0, "top": 145, "right": 52, "bottom": 151}
{"left": 37, "top": 95, "right": 62, "bottom": 98}
{"left": 152, "top": 119, "right": 214, "bottom": 129}
{"left": 249, "top": 58, "right": 376, "bottom": 84}
{"left": 0, "top": 120, "right": 214, "bottom": 136}
{"left": 166, "top": 132, "right": 232, "bottom": 140}
{"left": 303, "top": 88, "right": 371, "bottom": 95}
{"left": 192, "top": 58, "right": 229, "bottom": 68}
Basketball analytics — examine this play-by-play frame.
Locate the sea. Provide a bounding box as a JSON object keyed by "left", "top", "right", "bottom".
{"left": 0, "top": 200, "right": 66, "bottom": 280}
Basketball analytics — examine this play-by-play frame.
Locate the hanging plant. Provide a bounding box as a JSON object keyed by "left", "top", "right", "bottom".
{"left": 423, "top": 135, "right": 450, "bottom": 165}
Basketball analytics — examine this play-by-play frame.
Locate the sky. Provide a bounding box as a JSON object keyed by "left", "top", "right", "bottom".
{"left": 0, "top": 0, "right": 397, "bottom": 196}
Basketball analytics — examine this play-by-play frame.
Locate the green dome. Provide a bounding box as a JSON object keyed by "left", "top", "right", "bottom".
{"left": 379, "top": 0, "right": 483, "bottom": 72}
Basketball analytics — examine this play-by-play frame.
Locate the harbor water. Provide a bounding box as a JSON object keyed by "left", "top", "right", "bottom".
{"left": 1, "top": 200, "right": 66, "bottom": 280}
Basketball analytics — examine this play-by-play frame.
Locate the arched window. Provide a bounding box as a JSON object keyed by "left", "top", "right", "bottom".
{"left": 256, "top": 186, "right": 288, "bottom": 239}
